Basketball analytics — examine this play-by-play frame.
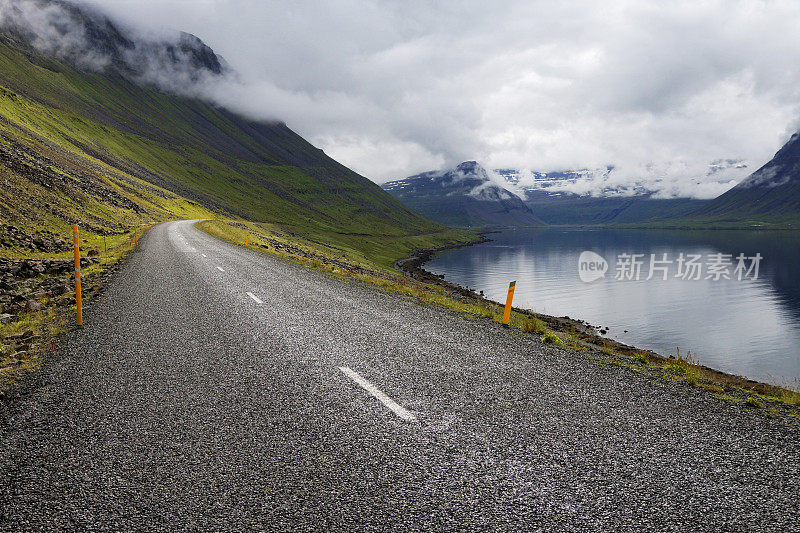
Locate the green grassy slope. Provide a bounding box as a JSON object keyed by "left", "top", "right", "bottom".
{"left": 0, "top": 37, "right": 469, "bottom": 266}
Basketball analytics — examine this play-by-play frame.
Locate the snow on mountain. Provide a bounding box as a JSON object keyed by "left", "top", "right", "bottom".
{"left": 495, "top": 160, "right": 748, "bottom": 200}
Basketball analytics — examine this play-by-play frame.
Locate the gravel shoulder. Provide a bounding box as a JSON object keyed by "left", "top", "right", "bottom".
{"left": 0, "top": 220, "right": 797, "bottom": 532}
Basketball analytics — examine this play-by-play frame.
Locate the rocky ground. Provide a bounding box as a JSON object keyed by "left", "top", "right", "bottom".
{"left": 0, "top": 248, "right": 106, "bottom": 389}
{"left": 0, "top": 223, "right": 73, "bottom": 253}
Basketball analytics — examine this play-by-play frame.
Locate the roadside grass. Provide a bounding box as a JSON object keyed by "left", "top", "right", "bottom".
{"left": 714, "top": 393, "right": 740, "bottom": 403}
{"left": 541, "top": 331, "right": 565, "bottom": 347}
{"left": 600, "top": 342, "right": 617, "bottom": 356}
{"left": 559, "top": 328, "right": 586, "bottom": 351}
{"left": 745, "top": 397, "right": 763, "bottom": 409}
{"left": 521, "top": 317, "right": 546, "bottom": 334}
{"left": 619, "top": 346, "right": 800, "bottom": 411}
{"left": 0, "top": 304, "right": 64, "bottom": 388}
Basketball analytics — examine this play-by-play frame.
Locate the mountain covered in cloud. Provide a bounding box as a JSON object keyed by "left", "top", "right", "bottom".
{"left": 496, "top": 160, "right": 747, "bottom": 200}
{"left": 494, "top": 164, "right": 738, "bottom": 225}
{"left": 0, "top": 0, "right": 228, "bottom": 90}
{"left": 692, "top": 132, "right": 800, "bottom": 225}
{"left": 382, "top": 161, "right": 544, "bottom": 228}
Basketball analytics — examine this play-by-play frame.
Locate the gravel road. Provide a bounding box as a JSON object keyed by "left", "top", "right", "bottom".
{"left": 1, "top": 220, "right": 798, "bottom": 531}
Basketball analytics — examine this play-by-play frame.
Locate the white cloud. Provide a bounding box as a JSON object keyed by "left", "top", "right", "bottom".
{"left": 34, "top": 1, "right": 800, "bottom": 197}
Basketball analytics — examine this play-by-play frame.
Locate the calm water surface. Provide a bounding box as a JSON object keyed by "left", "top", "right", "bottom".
{"left": 426, "top": 229, "right": 800, "bottom": 385}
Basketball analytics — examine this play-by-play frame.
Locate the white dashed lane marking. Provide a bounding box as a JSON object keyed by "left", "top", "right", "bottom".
{"left": 216, "top": 266, "right": 225, "bottom": 272}
{"left": 246, "top": 292, "right": 263, "bottom": 304}
{"left": 338, "top": 367, "right": 417, "bottom": 422}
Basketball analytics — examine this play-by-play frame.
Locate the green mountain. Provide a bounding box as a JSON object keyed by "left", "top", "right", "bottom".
{"left": 688, "top": 132, "right": 800, "bottom": 227}
{"left": 0, "top": 1, "right": 459, "bottom": 267}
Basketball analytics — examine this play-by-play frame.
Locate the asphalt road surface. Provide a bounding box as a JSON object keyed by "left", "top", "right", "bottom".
{"left": 1, "top": 220, "right": 798, "bottom": 531}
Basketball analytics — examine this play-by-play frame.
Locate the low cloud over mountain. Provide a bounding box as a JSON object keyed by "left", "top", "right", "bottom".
{"left": 0, "top": 0, "right": 227, "bottom": 94}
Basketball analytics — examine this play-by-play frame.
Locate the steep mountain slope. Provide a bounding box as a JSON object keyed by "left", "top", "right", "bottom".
{"left": 691, "top": 132, "right": 800, "bottom": 226}
{"left": 382, "top": 161, "right": 544, "bottom": 228}
{"left": 0, "top": 1, "right": 449, "bottom": 262}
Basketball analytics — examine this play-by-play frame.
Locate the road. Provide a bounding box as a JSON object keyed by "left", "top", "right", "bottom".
{"left": 1, "top": 220, "right": 798, "bottom": 531}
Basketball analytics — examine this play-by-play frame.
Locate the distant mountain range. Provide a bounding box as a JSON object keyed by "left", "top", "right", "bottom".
{"left": 383, "top": 162, "right": 707, "bottom": 227}
{"left": 383, "top": 140, "right": 800, "bottom": 228}
{"left": 382, "top": 161, "right": 544, "bottom": 228}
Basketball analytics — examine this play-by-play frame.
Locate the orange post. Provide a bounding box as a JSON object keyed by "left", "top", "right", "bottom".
{"left": 245, "top": 235, "right": 249, "bottom": 246}
{"left": 502, "top": 280, "right": 516, "bottom": 326}
{"left": 72, "top": 224, "right": 83, "bottom": 327}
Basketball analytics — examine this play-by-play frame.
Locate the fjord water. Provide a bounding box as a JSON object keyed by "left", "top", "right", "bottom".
{"left": 426, "top": 229, "right": 800, "bottom": 385}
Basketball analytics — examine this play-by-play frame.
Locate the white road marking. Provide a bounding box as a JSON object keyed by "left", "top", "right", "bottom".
{"left": 216, "top": 266, "right": 225, "bottom": 272}
{"left": 337, "top": 367, "right": 417, "bottom": 422}
{"left": 202, "top": 253, "right": 207, "bottom": 258}
{"left": 246, "top": 292, "right": 263, "bottom": 304}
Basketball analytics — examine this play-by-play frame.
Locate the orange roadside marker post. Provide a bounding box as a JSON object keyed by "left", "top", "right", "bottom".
{"left": 245, "top": 234, "right": 249, "bottom": 246}
{"left": 72, "top": 224, "right": 83, "bottom": 327}
{"left": 502, "top": 280, "right": 516, "bottom": 327}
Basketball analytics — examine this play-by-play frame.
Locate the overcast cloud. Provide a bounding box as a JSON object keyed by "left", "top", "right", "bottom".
{"left": 75, "top": 1, "right": 800, "bottom": 197}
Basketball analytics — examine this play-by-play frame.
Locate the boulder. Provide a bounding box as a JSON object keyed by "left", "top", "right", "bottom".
{"left": 0, "top": 313, "right": 12, "bottom": 324}
{"left": 51, "top": 284, "right": 70, "bottom": 296}
{"left": 5, "top": 330, "right": 33, "bottom": 342}
{"left": 87, "top": 248, "right": 100, "bottom": 257}
{"left": 24, "top": 300, "right": 44, "bottom": 312}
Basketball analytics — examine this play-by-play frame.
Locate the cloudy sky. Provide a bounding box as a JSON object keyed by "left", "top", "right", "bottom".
{"left": 82, "top": 0, "right": 800, "bottom": 197}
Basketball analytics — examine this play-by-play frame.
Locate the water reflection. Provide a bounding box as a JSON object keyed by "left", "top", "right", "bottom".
{"left": 426, "top": 229, "right": 800, "bottom": 384}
